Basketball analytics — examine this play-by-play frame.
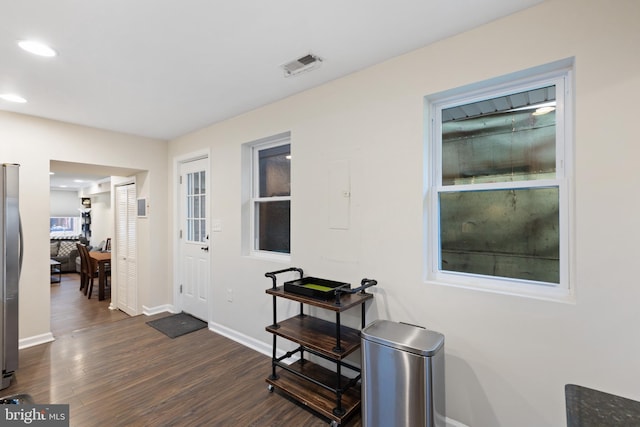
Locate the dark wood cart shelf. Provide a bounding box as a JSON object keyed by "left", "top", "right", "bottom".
{"left": 266, "top": 360, "right": 361, "bottom": 425}
{"left": 265, "top": 315, "right": 361, "bottom": 359}
{"left": 264, "top": 268, "right": 376, "bottom": 427}
{"left": 266, "top": 286, "right": 373, "bottom": 311}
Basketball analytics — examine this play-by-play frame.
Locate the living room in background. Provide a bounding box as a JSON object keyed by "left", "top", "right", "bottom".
{"left": 425, "top": 60, "right": 574, "bottom": 300}
{"left": 49, "top": 189, "right": 85, "bottom": 273}
{"left": 242, "top": 132, "right": 291, "bottom": 259}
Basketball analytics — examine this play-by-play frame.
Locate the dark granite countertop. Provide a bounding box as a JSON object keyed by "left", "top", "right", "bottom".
{"left": 566, "top": 384, "right": 640, "bottom": 426}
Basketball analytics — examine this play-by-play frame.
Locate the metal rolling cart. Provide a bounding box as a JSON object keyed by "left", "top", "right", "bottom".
{"left": 264, "top": 267, "right": 377, "bottom": 427}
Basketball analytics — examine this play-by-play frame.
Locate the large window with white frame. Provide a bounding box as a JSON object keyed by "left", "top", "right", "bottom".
{"left": 251, "top": 139, "right": 291, "bottom": 255}
{"left": 426, "top": 64, "right": 573, "bottom": 298}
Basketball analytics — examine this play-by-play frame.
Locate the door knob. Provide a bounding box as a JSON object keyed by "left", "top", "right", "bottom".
{"left": 201, "top": 246, "right": 209, "bottom": 252}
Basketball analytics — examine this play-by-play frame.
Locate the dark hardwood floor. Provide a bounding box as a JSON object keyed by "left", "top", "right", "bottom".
{"left": 2, "top": 274, "right": 362, "bottom": 426}
{"left": 50, "top": 272, "right": 129, "bottom": 336}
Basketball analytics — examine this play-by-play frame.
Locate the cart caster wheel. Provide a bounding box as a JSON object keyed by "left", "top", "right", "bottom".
{"left": 329, "top": 421, "right": 339, "bottom": 427}
{"left": 267, "top": 384, "right": 274, "bottom": 392}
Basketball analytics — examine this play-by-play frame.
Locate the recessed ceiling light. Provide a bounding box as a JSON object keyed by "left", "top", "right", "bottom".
{"left": 49, "top": 172, "right": 55, "bottom": 175}
{"left": 0, "top": 94, "right": 27, "bottom": 103}
{"left": 73, "top": 180, "right": 84, "bottom": 183}
{"left": 18, "top": 40, "right": 57, "bottom": 57}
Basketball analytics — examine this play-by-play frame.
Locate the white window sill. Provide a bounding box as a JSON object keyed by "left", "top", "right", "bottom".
{"left": 425, "top": 277, "right": 575, "bottom": 304}
{"left": 246, "top": 250, "right": 291, "bottom": 264}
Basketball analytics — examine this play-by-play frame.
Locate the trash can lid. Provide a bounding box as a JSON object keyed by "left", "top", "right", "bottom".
{"left": 361, "top": 320, "right": 444, "bottom": 356}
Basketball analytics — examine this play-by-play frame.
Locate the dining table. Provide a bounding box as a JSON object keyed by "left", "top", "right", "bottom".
{"left": 89, "top": 251, "right": 111, "bottom": 301}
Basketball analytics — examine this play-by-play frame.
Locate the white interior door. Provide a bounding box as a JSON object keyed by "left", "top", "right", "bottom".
{"left": 179, "top": 158, "right": 210, "bottom": 321}
{"left": 115, "top": 183, "right": 138, "bottom": 316}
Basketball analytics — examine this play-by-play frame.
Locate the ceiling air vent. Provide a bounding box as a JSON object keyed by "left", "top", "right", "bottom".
{"left": 281, "top": 53, "right": 323, "bottom": 77}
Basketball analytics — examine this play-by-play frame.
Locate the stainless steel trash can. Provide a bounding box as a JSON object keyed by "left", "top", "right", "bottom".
{"left": 361, "top": 320, "right": 445, "bottom": 427}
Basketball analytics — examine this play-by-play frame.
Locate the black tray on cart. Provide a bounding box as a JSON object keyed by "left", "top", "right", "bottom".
{"left": 283, "top": 277, "right": 350, "bottom": 300}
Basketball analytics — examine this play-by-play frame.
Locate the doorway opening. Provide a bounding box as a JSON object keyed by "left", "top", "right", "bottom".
{"left": 49, "top": 160, "right": 143, "bottom": 336}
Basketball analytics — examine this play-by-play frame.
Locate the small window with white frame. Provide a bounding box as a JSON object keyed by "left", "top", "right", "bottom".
{"left": 250, "top": 138, "right": 291, "bottom": 256}
{"left": 425, "top": 63, "right": 573, "bottom": 299}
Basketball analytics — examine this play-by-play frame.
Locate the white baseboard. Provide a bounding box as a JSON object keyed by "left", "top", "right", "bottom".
{"left": 142, "top": 304, "right": 178, "bottom": 316}
{"left": 209, "top": 321, "right": 273, "bottom": 357}
{"left": 19, "top": 332, "right": 55, "bottom": 349}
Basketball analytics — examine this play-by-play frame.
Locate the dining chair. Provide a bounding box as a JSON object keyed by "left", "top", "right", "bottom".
{"left": 76, "top": 243, "right": 90, "bottom": 292}
{"left": 77, "top": 244, "right": 98, "bottom": 297}
{"left": 85, "top": 249, "right": 111, "bottom": 300}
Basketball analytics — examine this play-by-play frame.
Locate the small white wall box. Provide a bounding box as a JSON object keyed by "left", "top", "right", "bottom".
{"left": 137, "top": 198, "right": 148, "bottom": 217}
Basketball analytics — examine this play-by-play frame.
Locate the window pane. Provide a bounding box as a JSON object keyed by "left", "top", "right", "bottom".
{"left": 50, "top": 217, "right": 78, "bottom": 233}
{"left": 259, "top": 144, "right": 291, "bottom": 197}
{"left": 442, "top": 86, "right": 556, "bottom": 185}
{"left": 439, "top": 187, "right": 559, "bottom": 283}
{"left": 194, "top": 219, "right": 201, "bottom": 242}
{"left": 186, "top": 170, "right": 206, "bottom": 243}
{"left": 256, "top": 200, "right": 290, "bottom": 253}
{"left": 200, "top": 219, "right": 206, "bottom": 242}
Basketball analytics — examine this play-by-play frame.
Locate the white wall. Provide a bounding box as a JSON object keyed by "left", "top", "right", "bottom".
{"left": 87, "top": 193, "right": 111, "bottom": 247}
{"left": 79, "top": 181, "right": 113, "bottom": 246}
{"left": 0, "top": 111, "right": 169, "bottom": 341}
{"left": 168, "top": 0, "right": 640, "bottom": 426}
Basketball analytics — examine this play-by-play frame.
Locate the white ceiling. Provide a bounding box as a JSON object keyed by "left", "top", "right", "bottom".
{"left": 49, "top": 160, "right": 142, "bottom": 190}
{"left": 49, "top": 171, "right": 110, "bottom": 191}
{"left": 1, "top": 0, "right": 543, "bottom": 141}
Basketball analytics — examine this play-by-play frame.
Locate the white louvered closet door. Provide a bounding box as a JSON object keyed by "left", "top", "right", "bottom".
{"left": 115, "top": 183, "right": 138, "bottom": 315}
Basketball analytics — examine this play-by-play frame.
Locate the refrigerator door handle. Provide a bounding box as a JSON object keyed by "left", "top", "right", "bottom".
{"left": 18, "top": 215, "right": 23, "bottom": 277}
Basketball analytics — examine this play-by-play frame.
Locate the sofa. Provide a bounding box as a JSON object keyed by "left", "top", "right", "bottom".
{"left": 50, "top": 236, "right": 90, "bottom": 273}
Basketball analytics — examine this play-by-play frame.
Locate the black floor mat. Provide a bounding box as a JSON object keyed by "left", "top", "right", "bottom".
{"left": 146, "top": 312, "right": 207, "bottom": 338}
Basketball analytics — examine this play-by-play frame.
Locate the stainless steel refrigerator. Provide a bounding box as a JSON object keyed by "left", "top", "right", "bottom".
{"left": 0, "top": 164, "right": 21, "bottom": 390}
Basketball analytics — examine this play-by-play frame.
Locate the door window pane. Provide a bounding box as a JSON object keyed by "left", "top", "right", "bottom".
{"left": 186, "top": 170, "right": 206, "bottom": 243}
